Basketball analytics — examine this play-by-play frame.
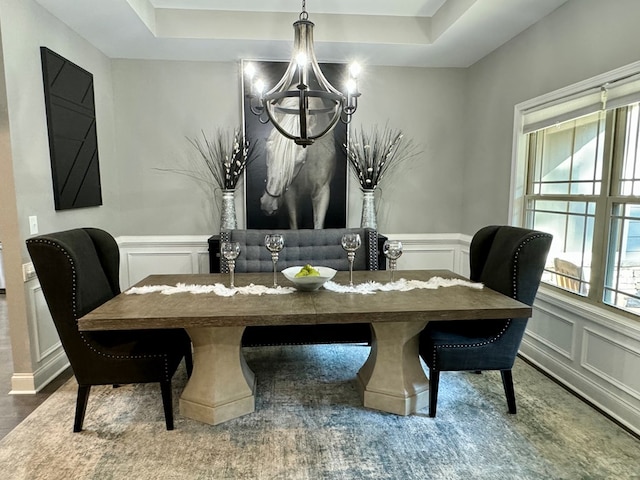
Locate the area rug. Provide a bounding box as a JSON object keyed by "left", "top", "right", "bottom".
{"left": 0, "top": 345, "right": 638, "bottom": 479}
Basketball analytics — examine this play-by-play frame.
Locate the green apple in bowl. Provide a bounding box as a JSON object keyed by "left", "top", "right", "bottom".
{"left": 282, "top": 266, "right": 337, "bottom": 291}
{"left": 294, "top": 264, "right": 321, "bottom": 277}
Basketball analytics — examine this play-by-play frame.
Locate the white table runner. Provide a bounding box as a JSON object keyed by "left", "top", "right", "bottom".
{"left": 323, "top": 277, "right": 483, "bottom": 294}
{"left": 125, "top": 276, "right": 482, "bottom": 297}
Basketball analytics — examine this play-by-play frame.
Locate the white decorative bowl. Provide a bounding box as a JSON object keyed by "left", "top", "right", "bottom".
{"left": 282, "top": 266, "right": 337, "bottom": 291}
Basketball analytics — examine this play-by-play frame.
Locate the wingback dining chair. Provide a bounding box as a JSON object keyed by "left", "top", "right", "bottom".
{"left": 26, "top": 228, "right": 193, "bottom": 432}
{"left": 419, "top": 225, "right": 552, "bottom": 417}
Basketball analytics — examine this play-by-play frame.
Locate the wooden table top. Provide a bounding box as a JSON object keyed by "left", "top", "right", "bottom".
{"left": 78, "top": 270, "right": 532, "bottom": 331}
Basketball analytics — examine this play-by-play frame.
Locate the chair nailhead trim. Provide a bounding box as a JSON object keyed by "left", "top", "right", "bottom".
{"left": 220, "top": 230, "right": 231, "bottom": 273}
{"left": 27, "top": 238, "right": 172, "bottom": 381}
{"left": 431, "top": 232, "right": 553, "bottom": 368}
{"left": 368, "top": 229, "right": 379, "bottom": 271}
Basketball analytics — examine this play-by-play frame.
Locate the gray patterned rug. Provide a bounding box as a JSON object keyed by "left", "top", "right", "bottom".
{"left": 0, "top": 345, "right": 638, "bottom": 479}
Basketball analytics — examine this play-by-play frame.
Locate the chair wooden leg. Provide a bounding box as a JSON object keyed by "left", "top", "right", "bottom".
{"left": 501, "top": 369, "right": 517, "bottom": 414}
{"left": 429, "top": 368, "right": 440, "bottom": 418}
{"left": 74, "top": 385, "right": 91, "bottom": 432}
{"left": 160, "top": 380, "right": 174, "bottom": 430}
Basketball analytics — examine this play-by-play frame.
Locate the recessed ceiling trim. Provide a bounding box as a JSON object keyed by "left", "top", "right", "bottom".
{"left": 155, "top": 10, "right": 433, "bottom": 46}
{"left": 126, "top": 0, "right": 157, "bottom": 33}
{"left": 147, "top": 0, "right": 448, "bottom": 18}
{"left": 32, "top": 0, "right": 570, "bottom": 67}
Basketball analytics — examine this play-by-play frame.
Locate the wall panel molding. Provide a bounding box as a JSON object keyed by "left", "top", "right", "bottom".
{"left": 582, "top": 327, "right": 640, "bottom": 401}
{"left": 11, "top": 280, "right": 68, "bottom": 394}
{"left": 18, "top": 232, "right": 640, "bottom": 434}
{"left": 382, "top": 233, "right": 472, "bottom": 276}
{"left": 519, "top": 340, "right": 640, "bottom": 437}
{"left": 523, "top": 298, "right": 575, "bottom": 361}
{"left": 116, "top": 233, "right": 472, "bottom": 288}
{"left": 26, "top": 284, "right": 61, "bottom": 362}
{"left": 117, "top": 235, "right": 210, "bottom": 288}
{"left": 523, "top": 287, "right": 640, "bottom": 435}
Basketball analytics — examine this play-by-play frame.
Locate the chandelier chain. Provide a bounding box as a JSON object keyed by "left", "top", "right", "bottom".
{"left": 300, "top": 0, "right": 308, "bottom": 20}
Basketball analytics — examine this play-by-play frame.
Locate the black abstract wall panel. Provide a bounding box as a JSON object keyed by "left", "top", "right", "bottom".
{"left": 40, "top": 47, "right": 102, "bottom": 210}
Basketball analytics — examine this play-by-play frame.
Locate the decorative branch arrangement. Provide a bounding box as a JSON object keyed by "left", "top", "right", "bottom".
{"left": 157, "top": 128, "right": 256, "bottom": 191}
{"left": 344, "top": 125, "right": 420, "bottom": 190}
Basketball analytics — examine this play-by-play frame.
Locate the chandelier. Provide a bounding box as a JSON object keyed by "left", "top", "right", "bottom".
{"left": 245, "top": 0, "right": 361, "bottom": 147}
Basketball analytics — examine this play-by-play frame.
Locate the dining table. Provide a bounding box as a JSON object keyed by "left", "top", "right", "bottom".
{"left": 78, "top": 269, "right": 531, "bottom": 426}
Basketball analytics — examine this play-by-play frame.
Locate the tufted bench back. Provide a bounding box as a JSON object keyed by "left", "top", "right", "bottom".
{"left": 219, "top": 228, "right": 381, "bottom": 273}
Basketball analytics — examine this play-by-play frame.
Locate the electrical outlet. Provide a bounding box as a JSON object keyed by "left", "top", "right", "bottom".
{"left": 28, "top": 216, "right": 38, "bottom": 235}
{"left": 22, "top": 262, "right": 36, "bottom": 282}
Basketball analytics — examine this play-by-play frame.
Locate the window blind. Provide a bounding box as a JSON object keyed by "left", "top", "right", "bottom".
{"left": 522, "top": 73, "right": 640, "bottom": 134}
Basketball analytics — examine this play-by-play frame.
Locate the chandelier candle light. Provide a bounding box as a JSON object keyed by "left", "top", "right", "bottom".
{"left": 245, "top": 0, "right": 361, "bottom": 146}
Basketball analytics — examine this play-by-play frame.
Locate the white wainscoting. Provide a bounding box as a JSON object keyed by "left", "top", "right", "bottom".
{"left": 117, "top": 235, "right": 211, "bottom": 288}
{"left": 11, "top": 282, "right": 69, "bottom": 394}
{"left": 521, "top": 287, "right": 640, "bottom": 436}
{"left": 383, "top": 233, "right": 471, "bottom": 277}
{"left": 117, "top": 233, "right": 472, "bottom": 288}
{"left": 16, "top": 230, "right": 640, "bottom": 436}
{"left": 26, "top": 284, "right": 60, "bottom": 362}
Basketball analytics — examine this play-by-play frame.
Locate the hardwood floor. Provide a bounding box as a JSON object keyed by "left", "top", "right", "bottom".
{"left": 0, "top": 293, "right": 72, "bottom": 440}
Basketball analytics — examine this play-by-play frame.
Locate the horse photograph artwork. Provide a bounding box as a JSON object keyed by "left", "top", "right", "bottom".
{"left": 242, "top": 61, "right": 348, "bottom": 230}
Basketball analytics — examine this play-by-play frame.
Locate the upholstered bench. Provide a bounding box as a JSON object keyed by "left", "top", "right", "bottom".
{"left": 208, "top": 228, "right": 386, "bottom": 346}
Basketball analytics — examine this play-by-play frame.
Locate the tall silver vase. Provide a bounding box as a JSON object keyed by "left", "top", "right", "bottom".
{"left": 220, "top": 189, "right": 237, "bottom": 231}
{"left": 360, "top": 189, "right": 377, "bottom": 229}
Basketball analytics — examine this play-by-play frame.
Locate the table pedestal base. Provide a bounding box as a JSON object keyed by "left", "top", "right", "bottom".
{"left": 180, "top": 326, "right": 255, "bottom": 425}
{"left": 357, "top": 321, "right": 429, "bottom": 415}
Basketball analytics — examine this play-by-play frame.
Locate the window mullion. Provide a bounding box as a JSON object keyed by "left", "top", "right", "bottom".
{"left": 525, "top": 133, "right": 536, "bottom": 196}
{"left": 590, "top": 110, "right": 621, "bottom": 304}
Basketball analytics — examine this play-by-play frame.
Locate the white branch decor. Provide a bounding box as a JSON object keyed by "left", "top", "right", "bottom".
{"left": 344, "top": 125, "right": 420, "bottom": 190}
{"left": 157, "top": 127, "right": 257, "bottom": 191}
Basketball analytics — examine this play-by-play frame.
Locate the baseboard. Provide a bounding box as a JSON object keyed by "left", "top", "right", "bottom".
{"left": 518, "top": 354, "right": 640, "bottom": 440}
{"left": 14, "top": 231, "right": 639, "bottom": 437}
{"left": 10, "top": 348, "right": 69, "bottom": 394}
{"left": 519, "top": 343, "right": 640, "bottom": 437}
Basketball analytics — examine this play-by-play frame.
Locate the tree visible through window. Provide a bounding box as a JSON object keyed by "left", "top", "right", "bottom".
{"left": 525, "top": 103, "right": 640, "bottom": 317}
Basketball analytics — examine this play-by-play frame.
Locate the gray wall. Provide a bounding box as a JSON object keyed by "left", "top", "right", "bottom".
{"left": 112, "top": 60, "right": 240, "bottom": 235}
{"left": 462, "top": 0, "right": 640, "bottom": 235}
{"left": 0, "top": 0, "right": 120, "bottom": 376}
{"left": 351, "top": 66, "right": 466, "bottom": 234}
{"left": 2, "top": 0, "right": 640, "bottom": 385}
{"left": 111, "top": 61, "right": 467, "bottom": 235}
{"left": 1, "top": 0, "right": 120, "bottom": 245}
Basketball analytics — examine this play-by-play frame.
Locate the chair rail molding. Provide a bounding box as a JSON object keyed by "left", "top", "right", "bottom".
{"left": 17, "top": 231, "right": 640, "bottom": 436}
{"left": 116, "top": 233, "right": 473, "bottom": 288}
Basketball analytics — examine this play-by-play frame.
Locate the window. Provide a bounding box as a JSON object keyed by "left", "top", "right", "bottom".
{"left": 525, "top": 103, "right": 640, "bottom": 317}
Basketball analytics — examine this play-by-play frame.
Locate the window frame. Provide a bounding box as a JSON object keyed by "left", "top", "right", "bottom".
{"left": 511, "top": 61, "right": 640, "bottom": 321}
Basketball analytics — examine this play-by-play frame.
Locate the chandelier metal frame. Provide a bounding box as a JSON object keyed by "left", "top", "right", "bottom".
{"left": 245, "top": 1, "right": 361, "bottom": 146}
